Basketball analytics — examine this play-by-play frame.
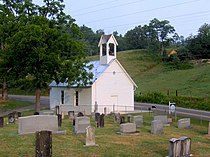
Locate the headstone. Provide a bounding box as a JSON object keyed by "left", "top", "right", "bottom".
{"left": 179, "top": 136, "right": 191, "bottom": 156}
{"left": 120, "top": 116, "right": 125, "bottom": 124}
{"left": 153, "top": 116, "right": 168, "bottom": 124}
{"left": 57, "top": 114, "right": 62, "bottom": 127}
{"left": 169, "top": 138, "right": 181, "bottom": 157}
{"left": 40, "top": 110, "right": 55, "bottom": 115}
{"left": 120, "top": 123, "right": 136, "bottom": 133}
{"left": 18, "top": 115, "right": 58, "bottom": 134}
{"left": 0, "top": 117, "right": 4, "bottom": 128}
{"left": 178, "top": 118, "right": 190, "bottom": 128}
{"left": 35, "top": 130, "right": 52, "bottom": 157}
{"left": 55, "top": 105, "right": 60, "bottom": 115}
{"left": 133, "top": 116, "right": 143, "bottom": 128}
{"left": 95, "top": 112, "right": 100, "bottom": 122}
{"left": 151, "top": 120, "right": 163, "bottom": 134}
{"left": 85, "top": 126, "right": 97, "bottom": 146}
{"left": 68, "top": 111, "right": 74, "bottom": 119}
{"left": 8, "top": 112, "right": 15, "bottom": 124}
{"left": 208, "top": 122, "right": 210, "bottom": 136}
{"left": 75, "top": 116, "right": 90, "bottom": 134}
{"left": 114, "top": 114, "right": 118, "bottom": 123}
{"left": 99, "top": 114, "right": 104, "bottom": 128}
{"left": 77, "top": 112, "right": 84, "bottom": 117}
{"left": 127, "top": 115, "right": 132, "bottom": 123}
{"left": 104, "top": 107, "right": 107, "bottom": 115}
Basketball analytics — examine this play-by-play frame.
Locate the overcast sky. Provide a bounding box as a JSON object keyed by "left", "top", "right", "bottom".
{"left": 34, "top": 0, "right": 210, "bottom": 38}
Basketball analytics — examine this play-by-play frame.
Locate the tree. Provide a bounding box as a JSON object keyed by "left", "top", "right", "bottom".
{"left": 1, "top": 0, "right": 93, "bottom": 112}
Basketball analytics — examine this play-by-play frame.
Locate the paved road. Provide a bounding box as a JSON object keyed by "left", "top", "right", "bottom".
{"left": 2, "top": 95, "right": 210, "bottom": 121}
{"left": 135, "top": 102, "right": 210, "bottom": 121}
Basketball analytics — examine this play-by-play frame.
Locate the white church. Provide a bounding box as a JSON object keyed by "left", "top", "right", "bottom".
{"left": 49, "top": 34, "right": 137, "bottom": 115}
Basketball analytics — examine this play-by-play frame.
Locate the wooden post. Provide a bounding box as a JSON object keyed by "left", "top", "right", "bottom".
{"left": 35, "top": 131, "right": 52, "bottom": 157}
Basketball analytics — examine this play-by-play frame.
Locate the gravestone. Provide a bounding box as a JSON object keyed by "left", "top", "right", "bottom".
{"left": 178, "top": 118, "right": 190, "bottom": 128}
{"left": 35, "top": 130, "right": 52, "bottom": 157}
{"left": 104, "top": 107, "right": 107, "bottom": 115}
{"left": 208, "top": 122, "right": 210, "bottom": 136}
{"left": 120, "top": 116, "right": 125, "bottom": 124}
{"left": 68, "top": 111, "right": 74, "bottom": 119}
{"left": 99, "top": 114, "right": 104, "bottom": 128}
{"left": 169, "top": 138, "right": 181, "bottom": 157}
{"left": 18, "top": 115, "right": 58, "bottom": 134}
{"left": 40, "top": 110, "right": 55, "bottom": 115}
{"left": 55, "top": 105, "right": 60, "bottom": 115}
{"left": 120, "top": 123, "right": 136, "bottom": 133}
{"left": 85, "top": 126, "right": 97, "bottom": 146}
{"left": 127, "top": 115, "right": 132, "bottom": 123}
{"left": 133, "top": 116, "right": 143, "bottom": 127}
{"left": 153, "top": 116, "right": 168, "bottom": 125}
{"left": 151, "top": 120, "right": 163, "bottom": 134}
{"left": 75, "top": 116, "right": 90, "bottom": 134}
{"left": 57, "top": 114, "right": 62, "bottom": 127}
{"left": 95, "top": 112, "right": 100, "bottom": 122}
{"left": 8, "top": 112, "right": 15, "bottom": 124}
{"left": 0, "top": 117, "right": 4, "bottom": 128}
{"left": 179, "top": 136, "right": 191, "bottom": 156}
{"left": 114, "top": 114, "right": 118, "bottom": 123}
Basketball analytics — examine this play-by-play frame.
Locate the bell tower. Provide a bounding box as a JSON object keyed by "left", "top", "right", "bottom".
{"left": 98, "top": 34, "right": 118, "bottom": 65}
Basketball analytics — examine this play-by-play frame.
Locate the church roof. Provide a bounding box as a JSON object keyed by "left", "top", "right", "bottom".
{"left": 49, "top": 60, "right": 111, "bottom": 87}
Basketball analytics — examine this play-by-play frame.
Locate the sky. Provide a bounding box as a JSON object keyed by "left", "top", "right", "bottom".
{"left": 34, "top": 0, "right": 210, "bottom": 38}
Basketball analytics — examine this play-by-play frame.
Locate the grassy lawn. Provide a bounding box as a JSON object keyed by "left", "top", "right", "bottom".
{"left": 0, "top": 99, "right": 34, "bottom": 112}
{"left": 0, "top": 111, "right": 209, "bottom": 157}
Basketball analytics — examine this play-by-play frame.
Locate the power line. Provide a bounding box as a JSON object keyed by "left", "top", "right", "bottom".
{"left": 85, "top": 0, "right": 202, "bottom": 24}
{"left": 74, "top": 0, "right": 146, "bottom": 16}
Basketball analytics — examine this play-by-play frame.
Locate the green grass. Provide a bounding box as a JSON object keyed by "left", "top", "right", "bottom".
{"left": 0, "top": 112, "right": 209, "bottom": 157}
{"left": 0, "top": 99, "right": 34, "bottom": 112}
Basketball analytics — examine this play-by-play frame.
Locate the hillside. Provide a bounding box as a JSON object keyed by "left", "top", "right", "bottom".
{"left": 89, "top": 49, "right": 210, "bottom": 98}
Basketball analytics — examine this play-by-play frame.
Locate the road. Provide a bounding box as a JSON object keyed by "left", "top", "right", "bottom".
{"left": 135, "top": 102, "right": 210, "bottom": 121}
{"left": 5, "top": 95, "right": 210, "bottom": 121}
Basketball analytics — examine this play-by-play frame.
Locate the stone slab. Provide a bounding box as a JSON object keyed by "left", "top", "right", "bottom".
{"left": 75, "top": 116, "right": 90, "bottom": 134}
{"left": 178, "top": 118, "right": 190, "bottom": 128}
{"left": 120, "top": 123, "right": 136, "bottom": 133}
{"left": 39, "top": 110, "right": 55, "bottom": 115}
{"left": 133, "top": 116, "right": 143, "bottom": 127}
{"left": 151, "top": 120, "right": 163, "bottom": 134}
{"left": 153, "top": 116, "right": 168, "bottom": 124}
{"left": 18, "top": 115, "right": 58, "bottom": 134}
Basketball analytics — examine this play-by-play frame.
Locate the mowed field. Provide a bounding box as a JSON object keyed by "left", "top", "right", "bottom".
{"left": 89, "top": 49, "right": 210, "bottom": 98}
{"left": 0, "top": 111, "right": 209, "bottom": 157}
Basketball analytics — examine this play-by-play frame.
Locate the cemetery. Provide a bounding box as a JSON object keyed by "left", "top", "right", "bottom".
{"left": 0, "top": 110, "right": 209, "bottom": 157}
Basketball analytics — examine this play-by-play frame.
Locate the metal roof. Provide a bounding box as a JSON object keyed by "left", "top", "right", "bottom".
{"left": 49, "top": 60, "right": 111, "bottom": 87}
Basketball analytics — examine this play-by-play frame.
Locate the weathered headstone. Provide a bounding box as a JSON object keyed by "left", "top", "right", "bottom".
{"left": 57, "top": 114, "right": 62, "bottom": 127}
{"left": 133, "top": 116, "right": 143, "bottom": 128}
{"left": 99, "top": 114, "right": 104, "bottom": 128}
{"left": 208, "top": 122, "right": 210, "bottom": 136}
{"left": 68, "top": 111, "right": 74, "bottom": 119}
{"left": 179, "top": 136, "right": 191, "bottom": 156}
{"left": 120, "top": 123, "right": 136, "bottom": 133}
{"left": 35, "top": 131, "right": 52, "bottom": 157}
{"left": 151, "top": 120, "right": 163, "bottom": 134}
{"left": 127, "top": 115, "right": 132, "bottom": 123}
{"left": 178, "top": 118, "right": 190, "bottom": 128}
{"left": 95, "top": 112, "right": 100, "bottom": 122}
{"left": 0, "top": 117, "right": 4, "bottom": 128}
{"left": 169, "top": 138, "right": 181, "bottom": 157}
{"left": 75, "top": 116, "right": 90, "bottom": 134}
{"left": 55, "top": 105, "right": 60, "bottom": 115}
{"left": 18, "top": 115, "right": 58, "bottom": 134}
{"left": 120, "top": 116, "right": 125, "bottom": 124}
{"left": 104, "top": 107, "right": 107, "bottom": 115}
{"left": 153, "top": 116, "right": 168, "bottom": 125}
{"left": 8, "top": 112, "right": 15, "bottom": 124}
{"left": 85, "top": 126, "right": 97, "bottom": 146}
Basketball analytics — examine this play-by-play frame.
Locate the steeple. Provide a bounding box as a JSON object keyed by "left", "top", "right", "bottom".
{"left": 98, "top": 34, "right": 118, "bottom": 65}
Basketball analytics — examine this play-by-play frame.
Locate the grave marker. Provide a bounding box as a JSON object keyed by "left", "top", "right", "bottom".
{"left": 169, "top": 138, "right": 181, "bottom": 157}
{"left": 154, "top": 116, "right": 168, "bottom": 124}
{"left": 178, "top": 118, "right": 190, "bottom": 128}
{"left": 133, "top": 116, "right": 143, "bottom": 127}
{"left": 151, "top": 120, "right": 163, "bottom": 134}
{"left": 179, "top": 136, "right": 191, "bottom": 156}
{"left": 75, "top": 116, "right": 90, "bottom": 134}
{"left": 120, "top": 123, "right": 136, "bottom": 133}
{"left": 85, "top": 126, "right": 98, "bottom": 146}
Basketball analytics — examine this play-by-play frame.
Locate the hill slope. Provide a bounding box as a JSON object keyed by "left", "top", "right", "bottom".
{"left": 89, "top": 49, "right": 210, "bottom": 98}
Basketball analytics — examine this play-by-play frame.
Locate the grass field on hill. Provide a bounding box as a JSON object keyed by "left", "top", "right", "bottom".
{"left": 109, "top": 50, "right": 210, "bottom": 98}
{"left": 0, "top": 111, "right": 209, "bottom": 157}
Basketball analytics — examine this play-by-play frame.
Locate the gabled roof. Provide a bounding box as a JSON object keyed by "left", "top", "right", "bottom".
{"left": 98, "top": 34, "right": 118, "bottom": 47}
{"left": 49, "top": 59, "right": 137, "bottom": 88}
{"left": 49, "top": 60, "right": 111, "bottom": 87}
